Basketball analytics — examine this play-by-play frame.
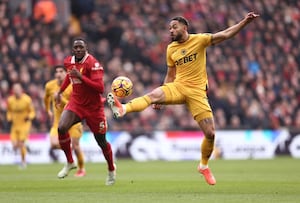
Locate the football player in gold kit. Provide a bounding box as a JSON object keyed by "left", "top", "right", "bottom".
{"left": 6, "top": 83, "right": 35, "bottom": 169}
{"left": 107, "top": 12, "right": 259, "bottom": 185}
{"left": 44, "top": 65, "right": 86, "bottom": 177}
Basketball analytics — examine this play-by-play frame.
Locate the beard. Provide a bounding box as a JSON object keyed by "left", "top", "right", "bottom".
{"left": 74, "top": 51, "right": 86, "bottom": 62}
{"left": 171, "top": 32, "right": 183, "bottom": 42}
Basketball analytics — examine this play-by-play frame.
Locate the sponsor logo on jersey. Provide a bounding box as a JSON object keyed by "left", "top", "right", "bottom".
{"left": 175, "top": 53, "right": 198, "bottom": 66}
{"left": 92, "top": 62, "right": 103, "bottom": 70}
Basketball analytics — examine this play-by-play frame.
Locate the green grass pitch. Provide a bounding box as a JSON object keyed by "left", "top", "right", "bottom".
{"left": 0, "top": 157, "right": 299, "bottom": 203}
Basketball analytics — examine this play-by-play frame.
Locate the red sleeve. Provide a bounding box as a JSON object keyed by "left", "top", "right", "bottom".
{"left": 81, "top": 57, "right": 104, "bottom": 93}
{"left": 81, "top": 74, "right": 104, "bottom": 94}
{"left": 59, "top": 56, "right": 71, "bottom": 93}
{"left": 59, "top": 74, "right": 70, "bottom": 93}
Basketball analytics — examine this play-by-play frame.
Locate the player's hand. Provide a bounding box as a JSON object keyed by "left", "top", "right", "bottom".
{"left": 69, "top": 68, "right": 82, "bottom": 80}
{"left": 54, "top": 92, "right": 62, "bottom": 108}
{"left": 245, "top": 12, "right": 259, "bottom": 22}
{"left": 47, "top": 110, "right": 53, "bottom": 121}
{"left": 152, "top": 104, "right": 163, "bottom": 110}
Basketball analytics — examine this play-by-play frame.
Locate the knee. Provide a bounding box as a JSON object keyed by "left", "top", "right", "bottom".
{"left": 204, "top": 130, "right": 215, "bottom": 140}
{"left": 58, "top": 124, "right": 68, "bottom": 135}
{"left": 72, "top": 144, "right": 80, "bottom": 152}
{"left": 19, "top": 141, "right": 25, "bottom": 147}
{"left": 147, "top": 88, "right": 164, "bottom": 103}
{"left": 95, "top": 134, "right": 107, "bottom": 148}
{"left": 98, "top": 140, "right": 107, "bottom": 149}
{"left": 12, "top": 143, "right": 18, "bottom": 150}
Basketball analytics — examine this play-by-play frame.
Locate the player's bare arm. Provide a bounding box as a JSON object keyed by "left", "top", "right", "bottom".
{"left": 211, "top": 12, "right": 259, "bottom": 45}
{"left": 163, "top": 66, "right": 176, "bottom": 84}
{"left": 151, "top": 67, "right": 176, "bottom": 110}
{"left": 54, "top": 92, "right": 62, "bottom": 108}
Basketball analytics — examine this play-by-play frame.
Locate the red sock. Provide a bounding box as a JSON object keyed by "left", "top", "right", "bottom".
{"left": 101, "top": 142, "right": 115, "bottom": 171}
{"left": 58, "top": 132, "right": 74, "bottom": 163}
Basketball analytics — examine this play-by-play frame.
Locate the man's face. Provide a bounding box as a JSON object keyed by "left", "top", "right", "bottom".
{"left": 72, "top": 40, "right": 87, "bottom": 60}
{"left": 55, "top": 67, "right": 66, "bottom": 82}
{"left": 13, "top": 83, "right": 22, "bottom": 97}
{"left": 169, "top": 20, "right": 186, "bottom": 42}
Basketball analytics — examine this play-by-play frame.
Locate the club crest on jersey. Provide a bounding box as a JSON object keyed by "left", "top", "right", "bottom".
{"left": 181, "top": 49, "right": 187, "bottom": 55}
{"left": 92, "top": 62, "right": 103, "bottom": 70}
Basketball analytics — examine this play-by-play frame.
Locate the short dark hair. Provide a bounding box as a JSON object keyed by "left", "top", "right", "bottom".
{"left": 54, "top": 65, "right": 66, "bottom": 71}
{"left": 73, "top": 37, "right": 87, "bottom": 45}
{"left": 171, "top": 16, "right": 189, "bottom": 27}
{"left": 72, "top": 37, "right": 88, "bottom": 50}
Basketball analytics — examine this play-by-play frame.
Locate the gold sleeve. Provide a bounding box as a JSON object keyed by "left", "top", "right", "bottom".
{"left": 6, "top": 97, "right": 12, "bottom": 122}
{"left": 27, "top": 96, "right": 36, "bottom": 120}
{"left": 44, "top": 83, "right": 52, "bottom": 112}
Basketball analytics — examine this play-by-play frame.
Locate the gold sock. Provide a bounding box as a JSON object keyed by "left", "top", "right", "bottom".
{"left": 200, "top": 137, "right": 215, "bottom": 166}
{"left": 21, "top": 146, "right": 27, "bottom": 163}
{"left": 125, "top": 95, "right": 151, "bottom": 113}
{"left": 76, "top": 151, "right": 84, "bottom": 169}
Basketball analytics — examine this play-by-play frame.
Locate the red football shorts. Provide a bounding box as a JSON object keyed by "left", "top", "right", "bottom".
{"left": 65, "top": 102, "right": 107, "bottom": 134}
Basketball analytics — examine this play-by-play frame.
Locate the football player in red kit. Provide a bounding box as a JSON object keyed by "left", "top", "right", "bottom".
{"left": 55, "top": 38, "right": 116, "bottom": 185}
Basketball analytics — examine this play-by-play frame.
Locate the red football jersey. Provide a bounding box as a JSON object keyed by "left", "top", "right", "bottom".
{"left": 62, "top": 53, "right": 105, "bottom": 108}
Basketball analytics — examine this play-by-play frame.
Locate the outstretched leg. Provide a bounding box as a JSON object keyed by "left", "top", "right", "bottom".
{"left": 107, "top": 87, "right": 162, "bottom": 119}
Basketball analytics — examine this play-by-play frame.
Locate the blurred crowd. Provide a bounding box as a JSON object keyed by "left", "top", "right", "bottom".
{"left": 0, "top": 0, "right": 299, "bottom": 133}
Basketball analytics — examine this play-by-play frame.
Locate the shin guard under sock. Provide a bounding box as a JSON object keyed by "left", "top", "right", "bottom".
{"left": 59, "top": 132, "right": 74, "bottom": 163}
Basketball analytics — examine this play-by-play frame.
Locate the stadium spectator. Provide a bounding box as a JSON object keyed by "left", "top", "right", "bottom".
{"left": 33, "top": 0, "right": 57, "bottom": 24}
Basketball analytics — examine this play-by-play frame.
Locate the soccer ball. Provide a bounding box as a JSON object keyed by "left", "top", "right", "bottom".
{"left": 111, "top": 76, "right": 133, "bottom": 98}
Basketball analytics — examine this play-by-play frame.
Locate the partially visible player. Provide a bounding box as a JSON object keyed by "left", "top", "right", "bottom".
{"left": 107, "top": 12, "right": 259, "bottom": 185}
{"left": 44, "top": 65, "right": 86, "bottom": 177}
{"left": 6, "top": 83, "right": 35, "bottom": 169}
{"left": 55, "top": 38, "right": 116, "bottom": 185}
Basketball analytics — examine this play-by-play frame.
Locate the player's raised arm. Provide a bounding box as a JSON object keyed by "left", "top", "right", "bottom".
{"left": 211, "top": 12, "right": 259, "bottom": 45}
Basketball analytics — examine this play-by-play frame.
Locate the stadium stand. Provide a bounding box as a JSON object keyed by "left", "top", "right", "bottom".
{"left": 0, "top": 0, "right": 299, "bottom": 132}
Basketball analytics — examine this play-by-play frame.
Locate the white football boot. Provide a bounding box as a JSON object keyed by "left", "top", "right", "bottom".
{"left": 57, "top": 162, "right": 77, "bottom": 178}
{"left": 107, "top": 93, "right": 125, "bottom": 119}
{"left": 106, "top": 164, "right": 117, "bottom": 186}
